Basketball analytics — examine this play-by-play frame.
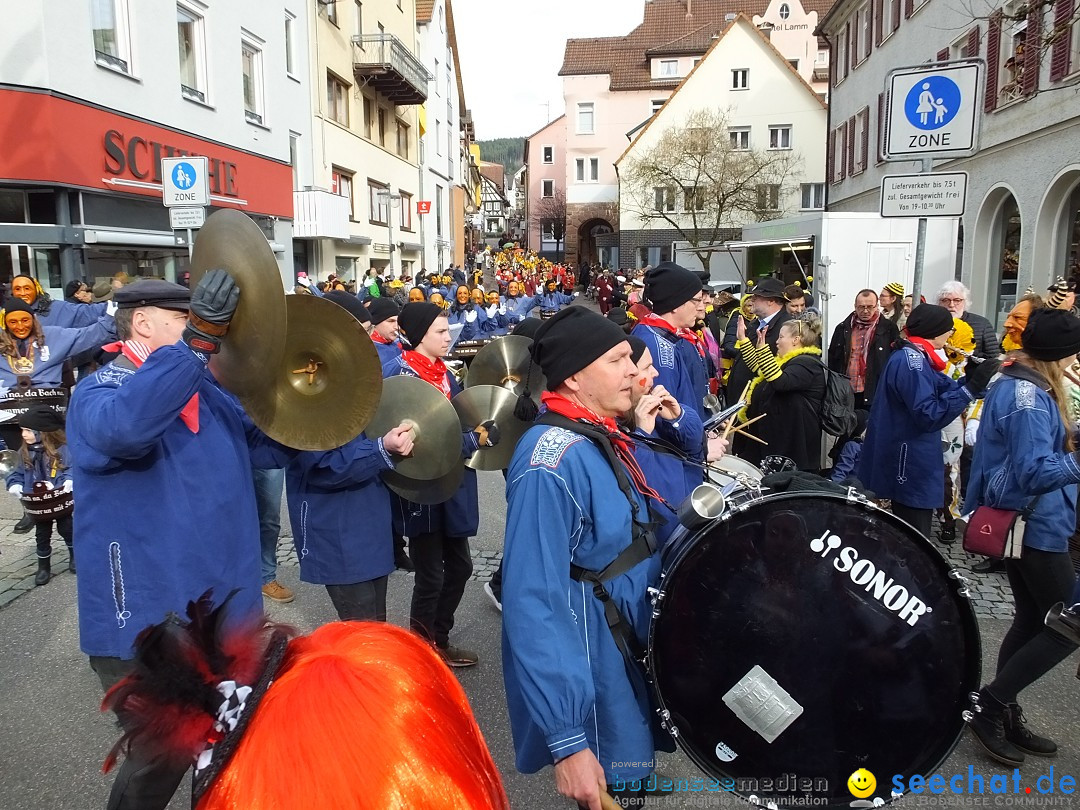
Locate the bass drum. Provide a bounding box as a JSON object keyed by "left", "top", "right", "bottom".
{"left": 648, "top": 492, "right": 980, "bottom": 809}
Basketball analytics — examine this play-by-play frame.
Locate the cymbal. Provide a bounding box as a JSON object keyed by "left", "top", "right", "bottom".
{"left": 383, "top": 462, "right": 464, "bottom": 506}
{"left": 452, "top": 385, "right": 531, "bottom": 472}
{"left": 240, "top": 295, "right": 382, "bottom": 451}
{"left": 366, "top": 375, "right": 461, "bottom": 481}
{"left": 190, "top": 209, "right": 287, "bottom": 398}
{"left": 465, "top": 335, "right": 545, "bottom": 400}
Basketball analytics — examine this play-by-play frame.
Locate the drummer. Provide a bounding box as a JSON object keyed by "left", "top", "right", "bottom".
{"left": 480, "top": 291, "right": 515, "bottom": 337}
{"left": 518, "top": 279, "right": 578, "bottom": 319}
{"left": 448, "top": 285, "right": 487, "bottom": 342}
{"left": 502, "top": 307, "right": 669, "bottom": 810}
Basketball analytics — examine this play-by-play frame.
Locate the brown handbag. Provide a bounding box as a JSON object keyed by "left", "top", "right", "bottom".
{"left": 962, "top": 497, "right": 1039, "bottom": 560}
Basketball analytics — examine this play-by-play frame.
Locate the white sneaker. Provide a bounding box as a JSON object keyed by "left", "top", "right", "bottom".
{"left": 483, "top": 581, "right": 502, "bottom": 612}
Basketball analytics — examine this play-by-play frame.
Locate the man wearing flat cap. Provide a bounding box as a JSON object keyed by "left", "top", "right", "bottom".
{"left": 633, "top": 261, "right": 711, "bottom": 420}
{"left": 722, "top": 277, "right": 791, "bottom": 403}
{"left": 66, "top": 274, "right": 296, "bottom": 810}
{"left": 502, "top": 307, "right": 671, "bottom": 810}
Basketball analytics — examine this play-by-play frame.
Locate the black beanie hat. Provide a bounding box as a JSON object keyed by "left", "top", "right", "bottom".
{"left": 606, "top": 307, "right": 629, "bottom": 326}
{"left": 367, "top": 297, "right": 401, "bottom": 325}
{"left": 905, "top": 303, "right": 955, "bottom": 339}
{"left": 323, "top": 290, "right": 371, "bottom": 324}
{"left": 19, "top": 404, "right": 63, "bottom": 432}
{"left": 531, "top": 307, "right": 629, "bottom": 390}
{"left": 3, "top": 298, "right": 34, "bottom": 318}
{"left": 644, "top": 262, "right": 702, "bottom": 314}
{"left": 513, "top": 317, "right": 543, "bottom": 340}
{"left": 398, "top": 302, "right": 443, "bottom": 347}
{"left": 627, "top": 335, "right": 648, "bottom": 365}
{"left": 1022, "top": 308, "right": 1080, "bottom": 361}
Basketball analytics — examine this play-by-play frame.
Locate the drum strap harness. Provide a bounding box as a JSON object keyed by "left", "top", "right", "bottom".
{"left": 537, "top": 411, "right": 661, "bottom": 697}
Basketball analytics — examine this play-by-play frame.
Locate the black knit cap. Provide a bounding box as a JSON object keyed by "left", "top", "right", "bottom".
{"left": 513, "top": 317, "right": 544, "bottom": 340}
{"left": 606, "top": 307, "right": 629, "bottom": 326}
{"left": 627, "top": 335, "right": 648, "bottom": 365}
{"left": 531, "top": 307, "right": 629, "bottom": 390}
{"left": 905, "top": 303, "right": 955, "bottom": 339}
{"left": 644, "top": 261, "right": 703, "bottom": 314}
{"left": 323, "top": 291, "right": 371, "bottom": 324}
{"left": 114, "top": 279, "right": 191, "bottom": 312}
{"left": 19, "top": 404, "right": 63, "bottom": 432}
{"left": 3, "top": 298, "right": 34, "bottom": 317}
{"left": 1022, "top": 308, "right": 1080, "bottom": 361}
{"left": 398, "top": 302, "right": 443, "bottom": 347}
{"left": 367, "top": 297, "right": 401, "bottom": 325}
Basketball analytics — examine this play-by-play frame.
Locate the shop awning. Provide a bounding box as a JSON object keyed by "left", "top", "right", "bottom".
{"left": 718, "top": 236, "right": 814, "bottom": 250}
{"left": 400, "top": 242, "right": 423, "bottom": 253}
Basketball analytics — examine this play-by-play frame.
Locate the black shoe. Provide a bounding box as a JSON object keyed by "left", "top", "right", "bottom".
{"left": 939, "top": 523, "right": 956, "bottom": 544}
{"left": 1005, "top": 703, "right": 1057, "bottom": 756}
{"left": 34, "top": 557, "right": 51, "bottom": 587}
{"left": 13, "top": 513, "right": 32, "bottom": 534}
{"left": 394, "top": 550, "right": 414, "bottom": 572}
{"left": 968, "top": 689, "right": 1025, "bottom": 766}
{"left": 973, "top": 558, "right": 1006, "bottom": 574}
{"left": 67, "top": 545, "right": 75, "bottom": 575}
{"left": 437, "top": 643, "right": 479, "bottom": 668}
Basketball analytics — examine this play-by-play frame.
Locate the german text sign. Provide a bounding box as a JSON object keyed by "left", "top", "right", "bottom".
{"left": 880, "top": 172, "right": 967, "bottom": 217}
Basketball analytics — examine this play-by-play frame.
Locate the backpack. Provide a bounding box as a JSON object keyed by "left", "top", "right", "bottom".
{"left": 819, "top": 362, "right": 857, "bottom": 437}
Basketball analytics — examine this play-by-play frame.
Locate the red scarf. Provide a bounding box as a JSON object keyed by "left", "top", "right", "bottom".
{"left": 371, "top": 332, "right": 392, "bottom": 345}
{"left": 102, "top": 340, "right": 200, "bottom": 432}
{"left": 904, "top": 334, "right": 948, "bottom": 372}
{"left": 639, "top": 314, "right": 705, "bottom": 358}
{"left": 541, "top": 392, "right": 666, "bottom": 506}
{"left": 401, "top": 350, "right": 452, "bottom": 398}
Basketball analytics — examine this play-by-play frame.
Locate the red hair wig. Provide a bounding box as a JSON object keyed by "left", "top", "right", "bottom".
{"left": 197, "top": 622, "right": 509, "bottom": 810}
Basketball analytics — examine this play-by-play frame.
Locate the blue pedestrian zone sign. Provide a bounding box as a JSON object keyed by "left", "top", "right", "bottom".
{"left": 885, "top": 61, "right": 982, "bottom": 159}
{"left": 171, "top": 162, "right": 198, "bottom": 190}
{"left": 904, "top": 76, "right": 961, "bottom": 130}
{"left": 161, "top": 155, "right": 210, "bottom": 207}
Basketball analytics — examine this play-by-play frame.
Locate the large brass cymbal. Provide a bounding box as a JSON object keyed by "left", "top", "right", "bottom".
{"left": 383, "top": 462, "right": 464, "bottom": 505}
{"left": 240, "top": 295, "right": 382, "bottom": 451}
{"left": 464, "top": 335, "right": 545, "bottom": 400}
{"left": 366, "top": 375, "right": 461, "bottom": 481}
{"left": 452, "top": 385, "right": 531, "bottom": 472}
{"left": 190, "top": 209, "right": 287, "bottom": 398}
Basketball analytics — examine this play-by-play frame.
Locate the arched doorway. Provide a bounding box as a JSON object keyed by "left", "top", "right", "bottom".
{"left": 576, "top": 219, "right": 613, "bottom": 267}
{"left": 1033, "top": 166, "right": 1080, "bottom": 290}
{"left": 971, "top": 187, "right": 1022, "bottom": 330}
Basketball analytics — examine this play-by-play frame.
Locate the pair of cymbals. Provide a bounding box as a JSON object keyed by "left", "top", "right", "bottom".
{"left": 465, "top": 335, "right": 545, "bottom": 400}
{"left": 452, "top": 385, "right": 532, "bottom": 471}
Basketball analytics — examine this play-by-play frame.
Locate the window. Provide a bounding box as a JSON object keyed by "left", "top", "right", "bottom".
{"left": 659, "top": 59, "right": 679, "bottom": 77}
{"left": 399, "top": 191, "right": 413, "bottom": 231}
{"left": 574, "top": 158, "right": 599, "bottom": 183}
{"left": 542, "top": 145, "right": 554, "bottom": 164}
{"left": 951, "top": 28, "right": 979, "bottom": 60}
{"left": 651, "top": 99, "right": 665, "bottom": 114}
{"left": 320, "top": 0, "right": 338, "bottom": 25}
{"left": 379, "top": 108, "right": 387, "bottom": 146}
{"left": 397, "top": 121, "right": 409, "bottom": 159}
{"left": 327, "top": 72, "right": 349, "bottom": 125}
{"left": 369, "top": 181, "right": 389, "bottom": 225}
{"left": 653, "top": 187, "right": 676, "bottom": 213}
{"left": 284, "top": 12, "right": 296, "bottom": 75}
{"left": 435, "top": 185, "right": 444, "bottom": 237}
{"left": 354, "top": 1, "right": 363, "bottom": 40}
{"left": 769, "top": 125, "right": 792, "bottom": 149}
{"left": 756, "top": 184, "right": 781, "bottom": 211}
{"left": 91, "top": 0, "right": 131, "bottom": 72}
{"left": 853, "top": 107, "right": 870, "bottom": 174}
{"left": 789, "top": 59, "right": 800, "bottom": 70}
{"left": 732, "top": 69, "right": 749, "bottom": 89}
{"left": 177, "top": 5, "right": 207, "bottom": 102}
{"left": 683, "top": 186, "right": 705, "bottom": 212}
{"left": 541, "top": 220, "right": 558, "bottom": 241}
{"left": 835, "top": 27, "right": 848, "bottom": 83}
{"left": 729, "top": 127, "right": 750, "bottom": 150}
{"left": 577, "top": 102, "right": 595, "bottom": 134}
{"left": 332, "top": 168, "right": 354, "bottom": 217}
{"left": 433, "top": 59, "right": 440, "bottom": 97}
{"left": 575, "top": 158, "right": 584, "bottom": 182}
{"left": 242, "top": 41, "right": 264, "bottom": 124}
{"left": 363, "top": 96, "right": 374, "bottom": 138}
{"left": 800, "top": 183, "right": 825, "bottom": 210}
{"left": 817, "top": 48, "right": 829, "bottom": 64}
{"left": 289, "top": 132, "right": 301, "bottom": 189}
{"left": 435, "top": 119, "right": 442, "bottom": 154}
{"left": 829, "top": 124, "right": 847, "bottom": 184}
{"left": 541, "top": 179, "right": 554, "bottom": 197}
{"left": 859, "top": 3, "right": 872, "bottom": 61}
{"left": 885, "top": 0, "right": 902, "bottom": 38}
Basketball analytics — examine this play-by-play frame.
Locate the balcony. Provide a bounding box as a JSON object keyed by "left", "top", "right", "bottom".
{"left": 293, "top": 190, "right": 349, "bottom": 239}
{"left": 352, "top": 33, "right": 430, "bottom": 106}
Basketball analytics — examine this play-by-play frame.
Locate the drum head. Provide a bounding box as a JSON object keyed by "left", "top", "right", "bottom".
{"left": 649, "top": 493, "right": 980, "bottom": 808}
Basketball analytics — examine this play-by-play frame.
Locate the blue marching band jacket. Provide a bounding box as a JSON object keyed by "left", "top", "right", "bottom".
{"left": 631, "top": 322, "right": 709, "bottom": 421}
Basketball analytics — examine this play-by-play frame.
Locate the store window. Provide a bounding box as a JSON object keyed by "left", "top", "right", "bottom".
{"left": 992, "top": 194, "right": 1022, "bottom": 326}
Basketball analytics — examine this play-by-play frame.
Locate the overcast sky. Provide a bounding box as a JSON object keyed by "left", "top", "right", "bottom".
{"left": 453, "top": 0, "right": 645, "bottom": 140}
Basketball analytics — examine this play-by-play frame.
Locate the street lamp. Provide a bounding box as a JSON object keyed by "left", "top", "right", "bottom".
{"left": 376, "top": 189, "right": 401, "bottom": 278}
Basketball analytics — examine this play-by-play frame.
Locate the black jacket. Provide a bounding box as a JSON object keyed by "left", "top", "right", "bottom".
{"left": 961, "top": 311, "right": 999, "bottom": 359}
{"left": 724, "top": 309, "right": 791, "bottom": 401}
{"left": 827, "top": 314, "right": 900, "bottom": 406}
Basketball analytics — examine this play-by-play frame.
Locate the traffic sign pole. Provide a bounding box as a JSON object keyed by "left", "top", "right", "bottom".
{"left": 911, "top": 157, "right": 932, "bottom": 307}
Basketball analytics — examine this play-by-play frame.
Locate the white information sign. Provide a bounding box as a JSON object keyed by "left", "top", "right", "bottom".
{"left": 169, "top": 206, "right": 207, "bottom": 229}
{"left": 161, "top": 156, "right": 210, "bottom": 207}
{"left": 880, "top": 172, "right": 968, "bottom": 218}
{"left": 884, "top": 62, "right": 981, "bottom": 159}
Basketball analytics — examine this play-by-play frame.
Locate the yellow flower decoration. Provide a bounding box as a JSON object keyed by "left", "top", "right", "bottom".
{"left": 944, "top": 317, "right": 975, "bottom": 365}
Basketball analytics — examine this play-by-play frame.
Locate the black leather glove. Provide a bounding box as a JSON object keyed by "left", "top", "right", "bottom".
{"left": 963, "top": 357, "right": 1001, "bottom": 396}
{"left": 183, "top": 269, "right": 240, "bottom": 355}
{"left": 474, "top": 419, "right": 501, "bottom": 448}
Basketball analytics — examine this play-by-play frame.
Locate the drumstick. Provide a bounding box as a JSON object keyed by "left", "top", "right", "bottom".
{"left": 731, "top": 428, "right": 768, "bottom": 446}
{"left": 735, "top": 413, "right": 766, "bottom": 431}
{"left": 599, "top": 789, "right": 620, "bottom": 810}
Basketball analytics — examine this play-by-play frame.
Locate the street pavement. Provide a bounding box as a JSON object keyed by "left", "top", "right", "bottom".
{"left": 2, "top": 471, "right": 1080, "bottom": 808}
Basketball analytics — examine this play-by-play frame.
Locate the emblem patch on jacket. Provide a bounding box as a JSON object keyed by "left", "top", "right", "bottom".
{"left": 654, "top": 333, "right": 676, "bottom": 369}
{"left": 531, "top": 427, "right": 583, "bottom": 469}
{"left": 904, "top": 348, "right": 923, "bottom": 371}
{"left": 1015, "top": 380, "right": 1036, "bottom": 410}
{"left": 97, "top": 367, "right": 134, "bottom": 387}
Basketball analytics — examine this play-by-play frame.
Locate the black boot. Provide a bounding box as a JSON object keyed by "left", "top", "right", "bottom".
{"left": 394, "top": 533, "right": 413, "bottom": 572}
{"left": 1005, "top": 703, "right": 1057, "bottom": 756}
{"left": 66, "top": 544, "right": 75, "bottom": 575}
{"left": 34, "top": 556, "right": 51, "bottom": 586}
{"left": 13, "top": 512, "right": 32, "bottom": 534}
{"left": 967, "top": 689, "right": 1025, "bottom": 766}
{"left": 973, "top": 558, "right": 1006, "bottom": 574}
{"left": 939, "top": 522, "right": 956, "bottom": 544}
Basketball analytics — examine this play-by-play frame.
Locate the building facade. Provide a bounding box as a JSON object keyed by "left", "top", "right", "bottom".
{"left": 820, "top": 0, "right": 1080, "bottom": 327}
{"left": 523, "top": 115, "right": 567, "bottom": 259}
{"left": 478, "top": 162, "right": 510, "bottom": 245}
{"left": 1, "top": 0, "right": 302, "bottom": 294}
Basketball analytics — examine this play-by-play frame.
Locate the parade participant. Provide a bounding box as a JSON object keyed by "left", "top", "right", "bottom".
{"left": 723, "top": 278, "right": 791, "bottom": 404}
{"left": 448, "top": 284, "right": 487, "bottom": 341}
{"left": 366, "top": 297, "right": 403, "bottom": 366}
{"left": 858, "top": 304, "right": 999, "bottom": 536}
{"left": 503, "top": 307, "right": 670, "bottom": 810}
{"left": 733, "top": 313, "right": 826, "bottom": 470}
{"left": 481, "top": 290, "right": 513, "bottom": 336}
{"left": 422, "top": 272, "right": 447, "bottom": 300}
{"left": 520, "top": 279, "right": 578, "bottom": 318}
{"left": 596, "top": 272, "right": 615, "bottom": 315}
{"left": 634, "top": 262, "right": 710, "bottom": 420}
{"left": 324, "top": 289, "right": 373, "bottom": 336}
{"left": 471, "top": 288, "right": 486, "bottom": 305}
{"left": 385, "top": 302, "right": 496, "bottom": 667}
{"left": 880, "top": 282, "right": 905, "bottom": 325}
{"left": 67, "top": 275, "right": 296, "bottom": 810}
{"left": 827, "top": 290, "right": 901, "bottom": 410}
{"left": 1002, "top": 290, "right": 1044, "bottom": 352}
{"left": 606, "top": 307, "right": 635, "bottom": 335}
{"left": 784, "top": 285, "right": 807, "bottom": 316}
{"left": 1047, "top": 276, "right": 1076, "bottom": 311}
{"left": 6, "top": 405, "right": 72, "bottom": 585}
{"left": 65, "top": 280, "right": 92, "bottom": 304}
{"left": 965, "top": 309, "right": 1080, "bottom": 765}
{"left": 102, "top": 602, "right": 510, "bottom": 810}
{"left": 430, "top": 291, "right": 448, "bottom": 310}
{"left": 10, "top": 274, "right": 108, "bottom": 328}
{"left": 938, "top": 281, "right": 998, "bottom": 359}
{"left": 409, "top": 287, "right": 426, "bottom": 303}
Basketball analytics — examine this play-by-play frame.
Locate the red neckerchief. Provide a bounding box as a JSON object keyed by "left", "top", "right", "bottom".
{"left": 371, "top": 332, "right": 392, "bottom": 345}
{"left": 640, "top": 314, "right": 705, "bottom": 358}
{"left": 402, "top": 350, "right": 452, "bottom": 398}
{"left": 904, "top": 334, "right": 948, "bottom": 372}
{"left": 102, "top": 340, "right": 199, "bottom": 432}
{"left": 540, "top": 392, "right": 665, "bottom": 504}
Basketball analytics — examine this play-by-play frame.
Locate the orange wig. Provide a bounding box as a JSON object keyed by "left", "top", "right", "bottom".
{"left": 198, "top": 622, "right": 509, "bottom": 810}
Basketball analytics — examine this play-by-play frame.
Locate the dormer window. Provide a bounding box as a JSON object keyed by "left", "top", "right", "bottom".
{"left": 659, "top": 59, "right": 679, "bottom": 77}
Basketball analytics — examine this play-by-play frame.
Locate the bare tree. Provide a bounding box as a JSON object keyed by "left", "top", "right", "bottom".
{"left": 621, "top": 108, "right": 801, "bottom": 273}
{"left": 533, "top": 187, "right": 568, "bottom": 261}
